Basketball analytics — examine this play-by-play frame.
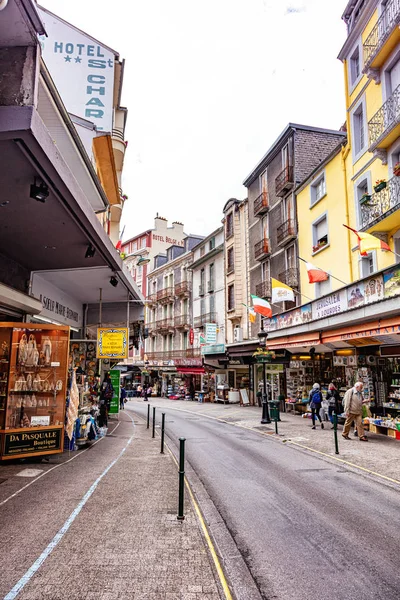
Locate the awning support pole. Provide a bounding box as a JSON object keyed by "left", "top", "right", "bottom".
{"left": 127, "top": 291, "right": 130, "bottom": 329}
{"left": 99, "top": 288, "right": 102, "bottom": 328}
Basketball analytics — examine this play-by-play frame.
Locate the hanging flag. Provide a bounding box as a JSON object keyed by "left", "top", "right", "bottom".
{"left": 251, "top": 294, "right": 272, "bottom": 318}
{"left": 271, "top": 278, "right": 295, "bottom": 303}
{"left": 306, "top": 262, "right": 329, "bottom": 284}
{"left": 343, "top": 225, "right": 390, "bottom": 255}
{"left": 249, "top": 308, "right": 257, "bottom": 323}
{"left": 116, "top": 240, "right": 122, "bottom": 252}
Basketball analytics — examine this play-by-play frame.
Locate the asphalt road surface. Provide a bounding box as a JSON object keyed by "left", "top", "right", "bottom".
{"left": 131, "top": 403, "right": 400, "bottom": 600}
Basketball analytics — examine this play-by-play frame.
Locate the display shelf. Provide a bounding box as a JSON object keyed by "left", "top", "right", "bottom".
{"left": 9, "top": 390, "right": 59, "bottom": 394}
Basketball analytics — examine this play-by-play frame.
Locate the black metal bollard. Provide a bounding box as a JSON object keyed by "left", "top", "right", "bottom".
{"left": 147, "top": 404, "right": 150, "bottom": 429}
{"left": 177, "top": 437, "right": 186, "bottom": 521}
{"left": 334, "top": 413, "right": 339, "bottom": 455}
{"left": 160, "top": 413, "right": 165, "bottom": 454}
{"left": 152, "top": 406, "right": 156, "bottom": 438}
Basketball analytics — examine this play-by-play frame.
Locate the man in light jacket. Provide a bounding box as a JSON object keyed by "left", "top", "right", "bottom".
{"left": 342, "top": 382, "right": 368, "bottom": 441}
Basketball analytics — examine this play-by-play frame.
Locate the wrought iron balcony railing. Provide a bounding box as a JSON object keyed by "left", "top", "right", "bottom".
{"left": 253, "top": 191, "right": 269, "bottom": 217}
{"left": 255, "top": 280, "right": 271, "bottom": 299}
{"left": 277, "top": 219, "right": 296, "bottom": 245}
{"left": 157, "top": 287, "right": 174, "bottom": 302}
{"left": 175, "top": 281, "right": 191, "bottom": 296}
{"left": 157, "top": 318, "right": 175, "bottom": 331}
{"left": 363, "top": 0, "right": 400, "bottom": 70}
{"left": 275, "top": 166, "right": 294, "bottom": 196}
{"left": 254, "top": 238, "right": 271, "bottom": 260}
{"left": 174, "top": 315, "right": 191, "bottom": 328}
{"left": 146, "top": 348, "right": 201, "bottom": 361}
{"left": 145, "top": 321, "right": 157, "bottom": 334}
{"left": 193, "top": 312, "right": 217, "bottom": 328}
{"left": 368, "top": 83, "right": 400, "bottom": 148}
{"left": 360, "top": 175, "right": 400, "bottom": 230}
{"left": 278, "top": 267, "right": 299, "bottom": 288}
{"left": 146, "top": 293, "right": 158, "bottom": 304}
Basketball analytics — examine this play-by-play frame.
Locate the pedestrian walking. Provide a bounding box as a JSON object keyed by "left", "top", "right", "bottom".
{"left": 120, "top": 383, "right": 127, "bottom": 409}
{"left": 147, "top": 384, "right": 153, "bottom": 399}
{"left": 326, "top": 382, "right": 341, "bottom": 429}
{"left": 342, "top": 382, "right": 368, "bottom": 441}
{"left": 309, "top": 383, "right": 324, "bottom": 429}
{"left": 143, "top": 385, "right": 148, "bottom": 401}
{"left": 137, "top": 384, "right": 142, "bottom": 398}
{"left": 189, "top": 380, "right": 195, "bottom": 401}
{"left": 99, "top": 372, "right": 114, "bottom": 426}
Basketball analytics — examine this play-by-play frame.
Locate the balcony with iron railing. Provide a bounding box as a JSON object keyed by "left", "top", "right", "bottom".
{"left": 157, "top": 318, "right": 175, "bottom": 332}
{"left": 368, "top": 83, "right": 400, "bottom": 150}
{"left": 277, "top": 219, "right": 296, "bottom": 245}
{"left": 278, "top": 267, "right": 299, "bottom": 288}
{"left": 174, "top": 314, "right": 191, "bottom": 329}
{"left": 145, "top": 321, "right": 157, "bottom": 335}
{"left": 255, "top": 280, "right": 271, "bottom": 299}
{"left": 253, "top": 191, "right": 269, "bottom": 217}
{"left": 146, "top": 293, "right": 158, "bottom": 305}
{"left": 145, "top": 348, "right": 201, "bottom": 361}
{"left": 363, "top": 0, "right": 400, "bottom": 71}
{"left": 254, "top": 237, "right": 271, "bottom": 261}
{"left": 360, "top": 175, "right": 400, "bottom": 230}
{"left": 275, "top": 165, "right": 294, "bottom": 197}
{"left": 207, "top": 280, "right": 215, "bottom": 293}
{"left": 175, "top": 281, "right": 191, "bottom": 296}
{"left": 193, "top": 312, "right": 217, "bottom": 328}
{"left": 157, "top": 287, "right": 174, "bottom": 303}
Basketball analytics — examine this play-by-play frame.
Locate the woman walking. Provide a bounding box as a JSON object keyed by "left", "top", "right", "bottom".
{"left": 309, "top": 383, "right": 324, "bottom": 429}
{"left": 326, "top": 382, "right": 341, "bottom": 429}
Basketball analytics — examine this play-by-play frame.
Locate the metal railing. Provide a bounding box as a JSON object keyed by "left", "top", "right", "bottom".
{"left": 360, "top": 175, "right": 400, "bottom": 229}
{"left": 255, "top": 280, "right": 271, "bottom": 299}
{"left": 368, "top": 83, "right": 400, "bottom": 147}
{"left": 145, "top": 321, "right": 157, "bottom": 333}
{"left": 146, "top": 293, "right": 158, "bottom": 304}
{"left": 157, "top": 318, "right": 175, "bottom": 331}
{"left": 146, "top": 348, "right": 201, "bottom": 361}
{"left": 193, "top": 312, "right": 217, "bottom": 328}
{"left": 175, "top": 281, "right": 191, "bottom": 295}
{"left": 277, "top": 219, "right": 296, "bottom": 245}
{"left": 275, "top": 165, "right": 294, "bottom": 196}
{"left": 112, "top": 128, "right": 125, "bottom": 141}
{"left": 278, "top": 267, "right": 299, "bottom": 288}
{"left": 157, "top": 287, "right": 174, "bottom": 302}
{"left": 254, "top": 191, "right": 269, "bottom": 217}
{"left": 199, "top": 283, "right": 205, "bottom": 296}
{"left": 254, "top": 238, "right": 270, "bottom": 260}
{"left": 363, "top": 0, "right": 400, "bottom": 69}
{"left": 207, "top": 280, "right": 214, "bottom": 293}
{"left": 174, "top": 315, "right": 191, "bottom": 328}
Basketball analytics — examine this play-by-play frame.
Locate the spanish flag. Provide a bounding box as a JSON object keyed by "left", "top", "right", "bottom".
{"left": 251, "top": 294, "right": 272, "bottom": 318}
{"left": 306, "top": 262, "right": 329, "bottom": 284}
{"left": 271, "top": 278, "right": 295, "bottom": 303}
{"left": 344, "top": 225, "right": 390, "bottom": 255}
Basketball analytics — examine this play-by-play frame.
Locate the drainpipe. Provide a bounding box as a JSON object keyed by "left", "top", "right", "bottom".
{"left": 341, "top": 58, "right": 354, "bottom": 283}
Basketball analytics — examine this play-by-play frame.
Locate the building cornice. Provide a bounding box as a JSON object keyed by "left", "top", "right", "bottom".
{"left": 188, "top": 244, "right": 224, "bottom": 271}
{"left": 338, "top": 0, "right": 377, "bottom": 61}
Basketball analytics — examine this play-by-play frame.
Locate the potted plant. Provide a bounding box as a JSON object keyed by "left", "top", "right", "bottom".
{"left": 394, "top": 162, "right": 400, "bottom": 176}
{"left": 374, "top": 179, "right": 386, "bottom": 192}
{"left": 253, "top": 348, "right": 276, "bottom": 363}
{"left": 360, "top": 192, "right": 371, "bottom": 204}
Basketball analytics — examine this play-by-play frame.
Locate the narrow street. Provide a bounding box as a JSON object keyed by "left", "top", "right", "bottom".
{"left": 131, "top": 400, "right": 400, "bottom": 600}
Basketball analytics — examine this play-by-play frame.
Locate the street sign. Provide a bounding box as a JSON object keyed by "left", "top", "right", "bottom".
{"left": 189, "top": 328, "right": 194, "bottom": 345}
{"left": 97, "top": 328, "right": 128, "bottom": 359}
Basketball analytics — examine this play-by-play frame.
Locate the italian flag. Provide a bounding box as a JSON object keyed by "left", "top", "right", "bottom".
{"left": 306, "top": 262, "right": 329, "bottom": 284}
{"left": 251, "top": 294, "right": 272, "bottom": 318}
{"left": 344, "top": 225, "right": 390, "bottom": 255}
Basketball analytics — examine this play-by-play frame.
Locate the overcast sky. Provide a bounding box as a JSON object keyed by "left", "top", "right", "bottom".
{"left": 41, "top": 0, "right": 347, "bottom": 241}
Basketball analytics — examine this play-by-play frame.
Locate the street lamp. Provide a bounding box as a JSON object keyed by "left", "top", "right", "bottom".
{"left": 258, "top": 319, "right": 271, "bottom": 424}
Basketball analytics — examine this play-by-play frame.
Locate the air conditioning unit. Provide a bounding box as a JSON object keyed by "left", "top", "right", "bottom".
{"left": 233, "top": 326, "right": 243, "bottom": 343}
{"left": 366, "top": 355, "right": 376, "bottom": 365}
{"left": 348, "top": 355, "right": 356, "bottom": 366}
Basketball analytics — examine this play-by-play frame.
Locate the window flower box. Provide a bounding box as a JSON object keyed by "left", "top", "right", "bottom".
{"left": 359, "top": 193, "right": 371, "bottom": 204}
{"left": 374, "top": 180, "right": 386, "bottom": 193}
{"left": 393, "top": 163, "right": 400, "bottom": 176}
{"left": 253, "top": 349, "right": 276, "bottom": 363}
{"left": 312, "top": 241, "right": 327, "bottom": 253}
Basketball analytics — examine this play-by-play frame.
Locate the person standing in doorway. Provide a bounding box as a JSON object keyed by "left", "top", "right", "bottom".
{"left": 342, "top": 382, "right": 368, "bottom": 441}
{"left": 309, "top": 383, "right": 324, "bottom": 430}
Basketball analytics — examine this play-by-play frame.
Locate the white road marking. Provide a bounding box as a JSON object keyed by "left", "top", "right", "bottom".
{"left": 3, "top": 414, "right": 135, "bottom": 600}
{"left": 15, "top": 469, "right": 44, "bottom": 478}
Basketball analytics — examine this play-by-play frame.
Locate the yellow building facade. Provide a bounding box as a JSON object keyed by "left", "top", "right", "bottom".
{"left": 298, "top": 0, "right": 400, "bottom": 297}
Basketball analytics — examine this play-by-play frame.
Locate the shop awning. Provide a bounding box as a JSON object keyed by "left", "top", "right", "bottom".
{"left": 176, "top": 367, "right": 205, "bottom": 375}
{"left": 267, "top": 331, "right": 321, "bottom": 351}
{"left": 321, "top": 317, "right": 400, "bottom": 347}
{"left": 0, "top": 282, "right": 42, "bottom": 316}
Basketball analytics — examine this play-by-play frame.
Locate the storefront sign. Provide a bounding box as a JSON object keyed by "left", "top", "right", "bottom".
{"left": 109, "top": 369, "right": 120, "bottom": 414}
{"left": 205, "top": 323, "right": 217, "bottom": 344}
{"left": 201, "top": 344, "right": 225, "bottom": 355}
{"left": 97, "top": 328, "right": 128, "bottom": 359}
{"left": 38, "top": 8, "right": 115, "bottom": 132}
{"left": 268, "top": 304, "right": 312, "bottom": 331}
{"left": 3, "top": 428, "right": 62, "bottom": 457}
{"left": 383, "top": 267, "right": 400, "bottom": 298}
{"left": 31, "top": 274, "right": 83, "bottom": 328}
{"left": 312, "top": 290, "right": 347, "bottom": 321}
{"left": 189, "top": 328, "right": 194, "bottom": 345}
{"left": 174, "top": 358, "right": 203, "bottom": 367}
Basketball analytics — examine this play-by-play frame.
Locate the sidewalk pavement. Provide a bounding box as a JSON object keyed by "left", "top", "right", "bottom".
{"left": 129, "top": 397, "right": 400, "bottom": 485}
{"left": 12, "top": 414, "right": 223, "bottom": 600}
